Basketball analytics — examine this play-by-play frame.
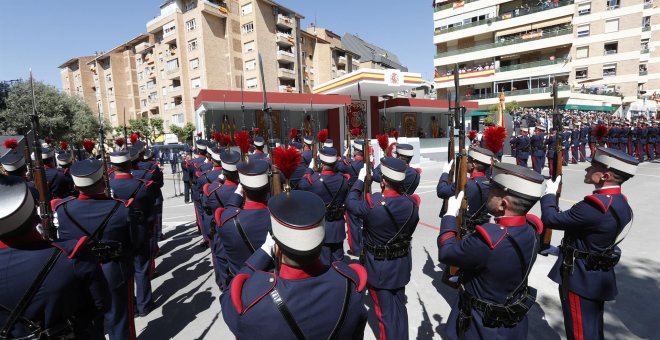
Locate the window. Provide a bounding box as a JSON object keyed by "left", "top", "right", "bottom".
{"left": 139, "top": 85, "right": 146, "bottom": 94}
{"left": 244, "top": 41, "right": 255, "bottom": 52}
{"left": 167, "top": 58, "right": 179, "bottom": 71}
{"left": 576, "top": 46, "right": 589, "bottom": 59}
{"left": 246, "top": 77, "right": 258, "bottom": 89}
{"left": 187, "top": 39, "right": 198, "bottom": 52}
{"left": 640, "top": 63, "right": 648, "bottom": 75}
{"left": 141, "top": 99, "right": 147, "bottom": 107}
{"left": 302, "top": 51, "right": 306, "bottom": 59}
{"left": 604, "top": 41, "right": 618, "bottom": 55}
{"left": 163, "top": 22, "right": 176, "bottom": 36}
{"left": 300, "top": 36, "right": 305, "bottom": 44}
{"left": 578, "top": 2, "right": 591, "bottom": 15}
{"left": 242, "top": 22, "right": 254, "bottom": 34}
{"left": 605, "top": 19, "right": 619, "bottom": 33}
{"left": 191, "top": 77, "right": 201, "bottom": 89}
{"left": 137, "top": 56, "right": 143, "bottom": 65}
{"left": 641, "top": 39, "right": 650, "bottom": 52}
{"left": 576, "top": 67, "right": 588, "bottom": 79}
{"left": 577, "top": 24, "right": 590, "bottom": 37}
{"left": 107, "top": 87, "right": 114, "bottom": 96}
{"left": 245, "top": 59, "right": 256, "bottom": 71}
{"left": 603, "top": 64, "right": 617, "bottom": 77}
{"left": 241, "top": 3, "right": 253, "bottom": 16}
{"left": 190, "top": 58, "right": 199, "bottom": 69}
{"left": 186, "top": 19, "right": 196, "bottom": 32}
{"left": 607, "top": 0, "right": 619, "bottom": 9}
{"left": 138, "top": 71, "right": 144, "bottom": 80}
{"left": 184, "top": 0, "right": 196, "bottom": 11}
{"left": 643, "top": 16, "right": 651, "bottom": 31}
{"left": 106, "top": 74, "right": 112, "bottom": 82}
{"left": 110, "top": 101, "right": 116, "bottom": 109}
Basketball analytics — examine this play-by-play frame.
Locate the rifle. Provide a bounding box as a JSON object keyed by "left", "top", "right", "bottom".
{"left": 96, "top": 103, "right": 111, "bottom": 197}
{"left": 123, "top": 107, "right": 128, "bottom": 146}
{"left": 310, "top": 100, "right": 318, "bottom": 172}
{"left": 439, "top": 91, "right": 455, "bottom": 218}
{"left": 443, "top": 64, "right": 468, "bottom": 288}
{"left": 22, "top": 132, "right": 33, "bottom": 181}
{"left": 240, "top": 74, "right": 246, "bottom": 131}
{"left": 541, "top": 81, "right": 561, "bottom": 254}
{"left": 345, "top": 104, "right": 352, "bottom": 161}
{"left": 27, "top": 70, "right": 56, "bottom": 240}
{"left": 258, "top": 53, "right": 274, "bottom": 152}
{"left": 358, "top": 83, "right": 371, "bottom": 198}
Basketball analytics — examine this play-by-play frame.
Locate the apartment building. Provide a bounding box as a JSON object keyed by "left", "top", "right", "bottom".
{"left": 342, "top": 33, "right": 408, "bottom": 71}
{"left": 59, "top": 56, "right": 98, "bottom": 111}
{"left": 433, "top": 0, "right": 660, "bottom": 115}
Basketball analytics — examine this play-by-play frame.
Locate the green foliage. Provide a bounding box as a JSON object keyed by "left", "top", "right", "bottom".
{"left": 128, "top": 117, "right": 164, "bottom": 145}
{"left": 170, "top": 122, "right": 196, "bottom": 144}
{"left": 485, "top": 100, "right": 520, "bottom": 126}
{"left": 0, "top": 79, "right": 98, "bottom": 146}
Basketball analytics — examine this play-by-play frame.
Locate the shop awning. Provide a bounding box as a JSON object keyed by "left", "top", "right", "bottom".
{"left": 563, "top": 104, "right": 616, "bottom": 112}
{"left": 468, "top": 111, "right": 490, "bottom": 117}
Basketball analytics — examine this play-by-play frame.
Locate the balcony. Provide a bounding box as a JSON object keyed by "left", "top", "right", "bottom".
{"left": 337, "top": 56, "right": 347, "bottom": 65}
{"left": 168, "top": 86, "right": 182, "bottom": 94}
{"left": 435, "top": 0, "right": 573, "bottom": 35}
{"left": 276, "top": 15, "right": 294, "bottom": 29}
{"left": 462, "top": 85, "right": 570, "bottom": 100}
{"left": 276, "top": 33, "right": 295, "bottom": 46}
{"left": 279, "top": 85, "right": 297, "bottom": 93}
{"left": 435, "top": 27, "right": 573, "bottom": 59}
{"left": 642, "top": 25, "right": 651, "bottom": 32}
{"left": 167, "top": 66, "right": 180, "bottom": 75}
{"left": 499, "top": 59, "right": 564, "bottom": 72}
{"left": 278, "top": 68, "right": 296, "bottom": 80}
{"left": 640, "top": 70, "right": 648, "bottom": 76}
{"left": 434, "top": 0, "right": 478, "bottom": 12}
{"left": 277, "top": 50, "right": 296, "bottom": 63}
{"left": 644, "top": 1, "right": 653, "bottom": 9}
{"left": 641, "top": 48, "right": 650, "bottom": 54}
{"left": 201, "top": 0, "right": 229, "bottom": 18}
{"left": 135, "top": 42, "right": 152, "bottom": 53}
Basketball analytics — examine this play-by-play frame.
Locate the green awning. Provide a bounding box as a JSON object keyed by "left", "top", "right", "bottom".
{"left": 468, "top": 110, "right": 489, "bottom": 117}
{"left": 563, "top": 104, "right": 616, "bottom": 112}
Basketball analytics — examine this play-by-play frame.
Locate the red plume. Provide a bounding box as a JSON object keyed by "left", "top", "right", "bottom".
{"left": 317, "top": 129, "right": 328, "bottom": 144}
{"left": 196, "top": 132, "right": 202, "bottom": 137}
{"left": 351, "top": 128, "right": 361, "bottom": 137}
{"left": 114, "top": 138, "right": 124, "bottom": 148}
{"left": 211, "top": 132, "right": 223, "bottom": 144}
{"left": 377, "top": 133, "right": 389, "bottom": 152}
{"left": 272, "top": 146, "right": 301, "bottom": 180}
{"left": 289, "top": 128, "right": 298, "bottom": 141}
{"left": 130, "top": 133, "right": 139, "bottom": 144}
{"left": 59, "top": 141, "right": 69, "bottom": 151}
{"left": 234, "top": 131, "right": 251, "bottom": 155}
{"left": 386, "top": 142, "right": 397, "bottom": 157}
{"left": 392, "top": 130, "right": 400, "bottom": 141}
{"left": 45, "top": 137, "right": 53, "bottom": 144}
{"left": 82, "top": 139, "right": 96, "bottom": 153}
{"left": 484, "top": 126, "right": 506, "bottom": 153}
{"left": 3, "top": 139, "right": 18, "bottom": 150}
{"left": 468, "top": 130, "right": 478, "bottom": 141}
{"left": 592, "top": 124, "right": 608, "bottom": 142}
{"left": 254, "top": 128, "right": 261, "bottom": 136}
{"left": 222, "top": 133, "right": 232, "bottom": 147}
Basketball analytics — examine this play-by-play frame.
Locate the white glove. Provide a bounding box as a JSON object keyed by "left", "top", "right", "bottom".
{"left": 260, "top": 233, "right": 276, "bottom": 258}
{"left": 544, "top": 175, "right": 561, "bottom": 195}
{"left": 219, "top": 173, "right": 225, "bottom": 181}
{"left": 343, "top": 147, "right": 350, "bottom": 158}
{"left": 308, "top": 157, "right": 315, "bottom": 170}
{"left": 369, "top": 152, "right": 374, "bottom": 164}
{"left": 540, "top": 245, "right": 560, "bottom": 256}
{"left": 444, "top": 191, "right": 464, "bottom": 217}
{"left": 234, "top": 184, "right": 243, "bottom": 196}
{"left": 357, "top": 164, "right": 367, "bottom": 182}
{"left": 442, "top": 160, "right": 454, "bottom": 175}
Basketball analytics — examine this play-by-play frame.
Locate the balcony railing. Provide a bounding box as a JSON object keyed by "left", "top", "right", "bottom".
{"left": 435, "top": 0, "right": 573, "bottom": 35}
{"left": 279, "top": 85, "right": 297, "bottom": 93}
{"left": 462, "top": 85, "right": 570, "bottom": 100}
{"left": 640, "top": 70, "right": 648, "bottom": 76}
{"left": 644, "top": 1, "right": 653, "bottom": 9}
{"left": 276, "top": 15, "right": 294, "bottom": 28}
{"left": 337, "top": 56, "right": 347, "bottom": 65}
{"left": 435, "top": 27, "right": 573, "bottom": 58}
{"left": 641, "top": 48, "right": 650, "bottom": 54}
{"left": 434, "top": 0, "right": 479, "bottom": 12}
{"left": 498, "top": 58, "right": 564, "bottom": 73}
{"left": 642, "top": 25, "right": 651, "bottom": 32}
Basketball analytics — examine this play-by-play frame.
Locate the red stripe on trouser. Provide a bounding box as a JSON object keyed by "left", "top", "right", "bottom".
{"left": 369, "top": 287, "right": 387, "bottom": 340}
{"left": 531, "top": 156, "right": 536, "bottom": 170}
{"left": 548, "top": 160, "right": 554, "bottom": 177}
{"left": 127, "top": 277, "right": 137, "bottom": 340}
{"left": 345, "top": 212, "right": 353, "bottom": 252}
{"left": 193, "top": 204, "right": 202, "bottom": 233}
{"left": 569, "top": 291, "right": 583, "bottom": 340}
{"left": 628, "top": 142, "right": 634, "bottom": 156}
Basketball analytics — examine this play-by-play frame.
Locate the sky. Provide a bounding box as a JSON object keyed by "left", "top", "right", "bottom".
{"left": 0, "top": 1, "right": 434, "bottom": 89}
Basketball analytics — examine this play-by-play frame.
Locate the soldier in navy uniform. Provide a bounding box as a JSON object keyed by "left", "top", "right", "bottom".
{"left": 439, "top": 162, "right": 545, "bottom": 340}
{"left": 620, "top": 122, "right": 630, "bottom": 155}
{"left": 579, "top": 121, "right": 590, "bottom": 161}
{"left": 187, "top": 139, "right": 209, "bottom": 236}
{"left": 298, "top": 147, "right": 350, "bottom": 265}
{"left": 196, "top": 146, "right": 224, "bottom": 248}
{"left": 43, "top": 147, "right": 73, "bottom": 198}
{"left": 530, "top": 126, "right": 546, "bottom": 174}
{"left": 0, "top": 176, "right": 110, "bottom": 339}
{"left": 571, "top": 123, "right": 581, "bottom": 164}
{"left": 562, "top": 125, "right": 572, "bottom": 165}
{"left": 654, "top": 121, "right": 660, "bottom": 159}
{"left": 347, "top": 157, "right": 420, "bottom": 340}
{"left": 541, "top": 147, "right": 638, "bottom": 340}
{"left": 546, "top": 128, "right": 558, "bottom": 177}
{"left": 640, "top": 122, "right": 649, "bottom": 161}
{"left": 220, "top": 189, "right": 368, "bottom": 338}
{"left": 588, "top": 122, "right": 598, "bottom": 159}
{"left": 647, "top": 121, "right": 656, "bottom": 160}
{"left": 437, "top": 146, "right": 493, "bottom": 233}
{"left": 181, "top": 153, "right": 192, "bottom": 203}
{"left": 139, "top": 148, "right": 164, "bottom": 241}
{"left": 373, "top": 143, "right": 421, "bottom": 194}
{"left": 510, "top": 129, "right": 531, "bottom": 167}
{"left": 606, "top": 122, "right": 618, "bottom": 149}
{"left": 301, "top": 135, "right": 314, "bottom": 166}
{"left": 337, "top": 139, "right": 367, "bottom": 255}
{"left": 53, "top": 159, "right": 142, "bottom": 340}
{"left": 0, "top": 138, "right": 39, "bottom": 201}
{"left": 632, "top": 122, "right": 643, "bottom": 162}
{"left": 109, "top": 149, "right": 156, "bottom": 318}
{"left": 56, "top": 150, "right": 76, "bottom": 198}
{"left": 249, "top": 136, "right": 268, "bottom": 162}
{"left": 288, "top": 141, "right": 307, "bottom": 188}
{"left": 215, "top": 159, "right": 270, "bottom": 286}
{"left": 204, "top": 150, "right": 241, "bottom": 288}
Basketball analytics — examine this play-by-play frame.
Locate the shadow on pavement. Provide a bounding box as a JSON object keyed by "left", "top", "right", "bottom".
{"left": 421, "top": 247, "right": 453, "bottom": 338}
{"left": 416, "top": 293, "right": 437, "bottom": 340}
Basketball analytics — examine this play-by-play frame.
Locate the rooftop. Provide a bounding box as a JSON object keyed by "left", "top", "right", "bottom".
{"left": 341, "top": 33, "right": 407, "bottom": 71}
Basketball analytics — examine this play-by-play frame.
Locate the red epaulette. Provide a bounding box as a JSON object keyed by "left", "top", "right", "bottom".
{"left": 113, "top": 197, "right": 133, "bottom": 208}
{"left": 230, "top": 271, "right": 277, "bottom": 315}
{"left": 203, "top": 183, "right": 211, "bottom": 197}
{"left": 526, "top": 214, "right": 543, "bottom": 235}
{"left": 51, "top": 196, "right": 75, "bottom": 211}
{"left": 415, "top": 168, "right": 422, "bottom": 174}
{"left": 410, "top": 194, "right": 421, "bottom": 207}
{"left": 474, "top": 223, "right": 507, "bottom": 250}
{"left": 584, "top": 194, "right": 613, "bottom": 213}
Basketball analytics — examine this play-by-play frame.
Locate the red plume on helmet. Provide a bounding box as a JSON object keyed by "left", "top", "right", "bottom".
{"left": 82, "top": 139, "right": 96, "bottom": 153}
{"left": 130, "top": 133, "right": 139, "bottom": 144}
{"left": 289, "top": 128, "right": 298, "bottom": 141}
{"left": 211, "top": 132, "right": 223, "bottom": 144}
{"left": 254, "top": 128, "right": 261, "bottom": 136}
{"left": 592, "top": 124, "right": 608, "bottom": 144}
{"left": 45, "top": 137, "right": 53, "bottom": 145}
{"left": 114, "top": 138, "right": 125, "bottom": 149}
{"left": 59, "top": 141, "right": 69, "bottom": 151}
{"left": 377, "top": 133, "right": 389, "bottom": 152}
{"left": 351, "top": 128, "right": 361, "bottom": 137}
{"left": 392, "top": 130, "right": 400, "bottom": 141}
{"left": 484, "top": 126, "right": 506, "bottom": 153}
{"left": 468, "top": 130, "right": 478, "bottom": 141}
{"left": 3, "top": 139, "right": 18, "bottom": 151}
{"left": 234, "top": 131, "right": 251, "bottom": 156}
{"left": 222, "top": 133, "right": 232, "bottom": 147}
{"left": 196, "top": 132, "right": 202, "bottom": 137}
{"left": 317, "top": 129, "right": 328, "bottom": 144}
{"left": 272, "top": 146, "right": 301, "bottom": 180}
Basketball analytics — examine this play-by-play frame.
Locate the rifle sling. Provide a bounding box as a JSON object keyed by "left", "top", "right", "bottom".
{"left": 270, "top": 289, "right": 306, "bottom": 340}
{"left": 63, "top": 201, "right": 122, "bottom": 241}
{"left": 0, "top": 248, "right": 62, "bottom": 338}
{"left": 232, "top": 215, "right": 255, "bottom": 253}
{"left": 320, "top": 176, "right": 346, "bottom": 208}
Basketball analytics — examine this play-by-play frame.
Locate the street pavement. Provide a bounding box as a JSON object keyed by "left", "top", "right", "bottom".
{"left": 135, "top": 157, "right": 660, "bottom": 339}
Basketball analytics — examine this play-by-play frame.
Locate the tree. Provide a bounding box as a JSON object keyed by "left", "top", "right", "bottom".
{"left": 0, "top": 79, "right": 98, "bottom": 146}
{"left": 485, "top": 100, "right": 520, "bottom": 126}
{"left": 128, "top": 117, "right": 164, "bottom": 145}
{"left": 170, "top": 122, "right": 196, "bottom": 145}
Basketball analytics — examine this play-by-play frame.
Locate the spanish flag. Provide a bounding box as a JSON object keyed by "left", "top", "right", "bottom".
{"left": 496, "top": 92, "right": 505, "bottom": 127}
